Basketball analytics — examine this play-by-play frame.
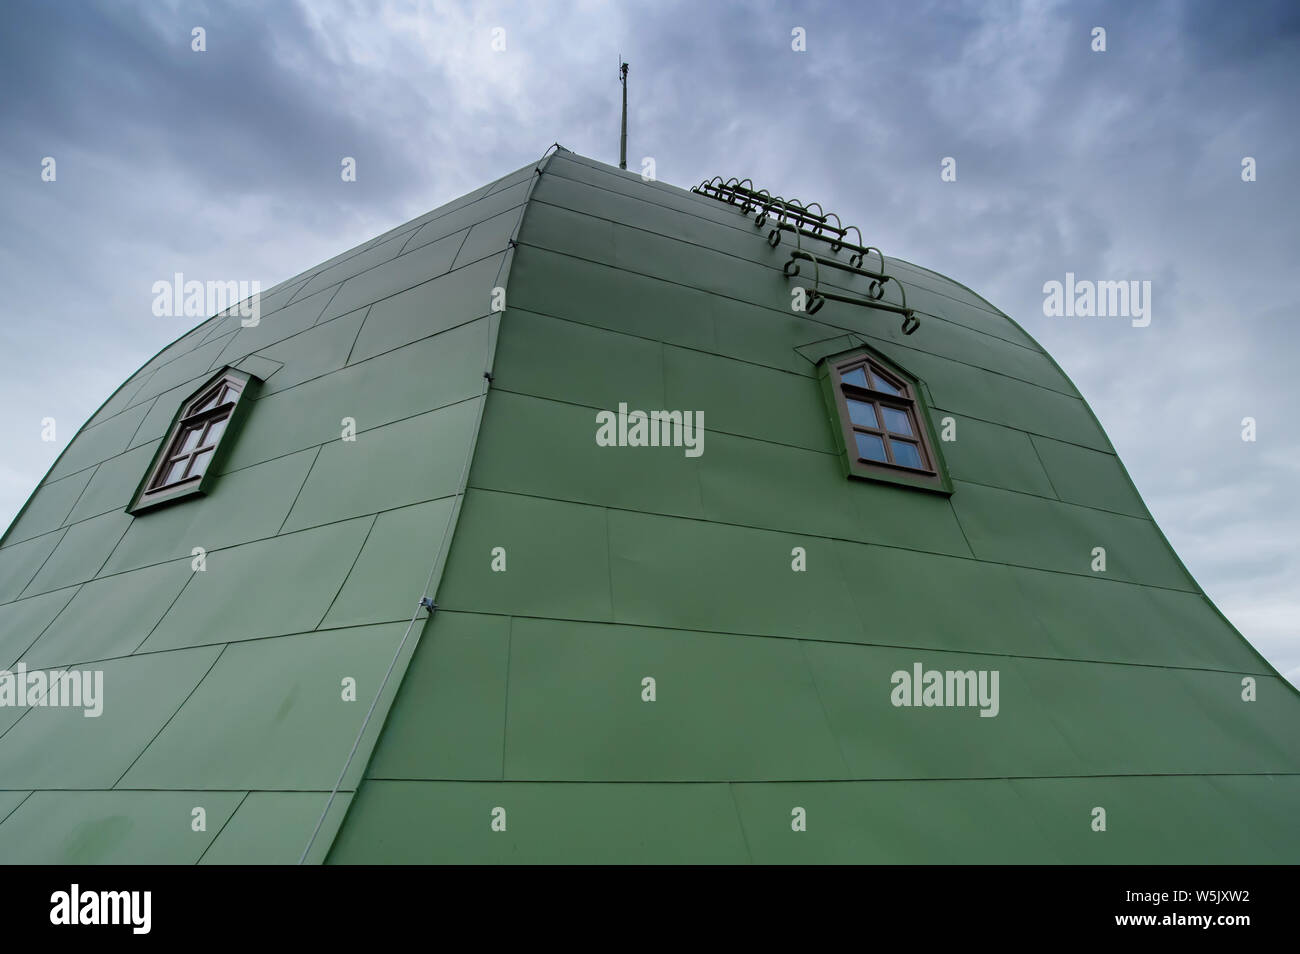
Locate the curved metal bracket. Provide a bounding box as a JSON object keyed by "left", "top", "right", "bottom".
{"left": 694, "top": 174, "right": 922, "bottom": 336}
{"left": 848, "top": 236, "right": 883, "bottom": 273}
{"left": 784, "top": 248, "right": 919, "bottom": 332}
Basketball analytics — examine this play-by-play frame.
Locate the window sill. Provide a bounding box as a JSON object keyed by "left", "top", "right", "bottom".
{"left": 127, "top": 479, "right": 208, "bottom": 515}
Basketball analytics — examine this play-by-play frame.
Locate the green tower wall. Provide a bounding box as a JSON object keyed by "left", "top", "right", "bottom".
{"left": 0, "top": 160, "right": 536, "bottom": 863}
{"left": 1, "top": 147, "right": 1296, "bottom": 863}
{"left": 330, "top": 150, "right": 1300, "bottom": 863}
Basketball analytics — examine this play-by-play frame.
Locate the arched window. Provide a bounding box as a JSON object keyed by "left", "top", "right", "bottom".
{"left": 820, "top": 349, "right": 951, "bottom": 493}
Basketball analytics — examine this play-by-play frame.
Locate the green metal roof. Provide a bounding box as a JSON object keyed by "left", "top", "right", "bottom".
{"left": 0, "top": 147, "right": 1296, "bottom": 864}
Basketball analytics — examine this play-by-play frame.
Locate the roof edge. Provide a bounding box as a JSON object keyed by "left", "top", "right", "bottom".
{"left": 315, "top": 144, "right": 565, "bottom": 864}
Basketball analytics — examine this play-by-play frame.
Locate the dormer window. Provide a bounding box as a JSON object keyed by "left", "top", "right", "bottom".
{"left": 149, "top": 378, "right": 242, "bottom": 490}
{"left": 819, "top": 348, "right": 952, "bottom": 494}
{"left": 128, "top": 368, "right": 259, "bottom": 513}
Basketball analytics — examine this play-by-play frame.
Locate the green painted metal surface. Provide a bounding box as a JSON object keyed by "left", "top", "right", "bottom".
{"left": 0, "top": 147, "right": 1296, "bottom": 863}
{"left": 0, "top": 156, "right": 529, "bottom": 863}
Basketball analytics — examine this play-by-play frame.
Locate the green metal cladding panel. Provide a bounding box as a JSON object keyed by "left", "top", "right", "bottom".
{"left": 0, "top": 156, "right": 533, "bottom": 864}
{"left": 1, "top": 147, "right": 1295, "bottom": 864}
{"left": 331, "top": 149, "right": 1300, "bottom": 863}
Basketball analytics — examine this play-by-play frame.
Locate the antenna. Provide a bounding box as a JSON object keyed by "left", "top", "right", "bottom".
{"left": 618, "top": 58, "right": 629, "bottom": 170}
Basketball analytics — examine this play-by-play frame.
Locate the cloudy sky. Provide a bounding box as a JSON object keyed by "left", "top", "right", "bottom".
{"left": 1, "top": 0, "right": 1296, "bottom": 683}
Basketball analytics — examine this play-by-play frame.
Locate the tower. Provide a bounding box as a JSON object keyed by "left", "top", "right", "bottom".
{"left": 1, "top": 147, "right": 1296, "bottom": 863}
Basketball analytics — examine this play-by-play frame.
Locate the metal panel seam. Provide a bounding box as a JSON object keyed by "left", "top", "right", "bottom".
{"left": 307, "top": 144, "right": 566, "bottom": 864}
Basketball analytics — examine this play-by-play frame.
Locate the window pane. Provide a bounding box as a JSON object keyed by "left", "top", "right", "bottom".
{"left": 847, "top": 399, "right": 878, "bottom": 428}
{"left": 202, "top": 416, "right": 228, "bottom": 447}
{"left": 891, "top": 440, "right": 924, "bottom": 469}
{"left": 880, "top": 406, "right": 912, "bottom": 435}
{"left": 854, "top": 431, "right": 887, "bottom": 462}
{"left": 177, "top": 425, "right": 203, "bottom": 454}
{"left": 190, "top": 390, "right": 219, "bottom": 413}
{"left": 186, "top": 449, "right": 214, "bottom": 479}
{"left": 160, "top": 459, "right": 188, "bottom": 485}
{"left": 841, "top": 367, "right": 869, "bottom": 388}
{"left": 870, "top": 370, "right": 902, "bottom": 395}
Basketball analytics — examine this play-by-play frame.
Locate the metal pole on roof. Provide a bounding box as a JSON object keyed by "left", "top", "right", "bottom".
{"left": 619, "top": 60, "right": 629, "bottom": 170}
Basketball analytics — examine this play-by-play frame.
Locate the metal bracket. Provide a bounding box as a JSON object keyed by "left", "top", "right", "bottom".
{"left": 693, "top": 175, "right": 922, "bottom": 336}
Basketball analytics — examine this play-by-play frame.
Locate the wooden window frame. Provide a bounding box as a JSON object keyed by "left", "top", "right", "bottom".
{"left": 146, "top": 380, "right": 242, "bottom": 492}
{"left": 127, "top": 367, "right": 261, "bottom": 514}
{"left": 818, "top": 347, "right": 953, "bottom": 494}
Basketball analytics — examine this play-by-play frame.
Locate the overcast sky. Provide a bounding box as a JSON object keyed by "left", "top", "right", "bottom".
{"left": 1, "top": 0, "right": 1296, "bottom": 684}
